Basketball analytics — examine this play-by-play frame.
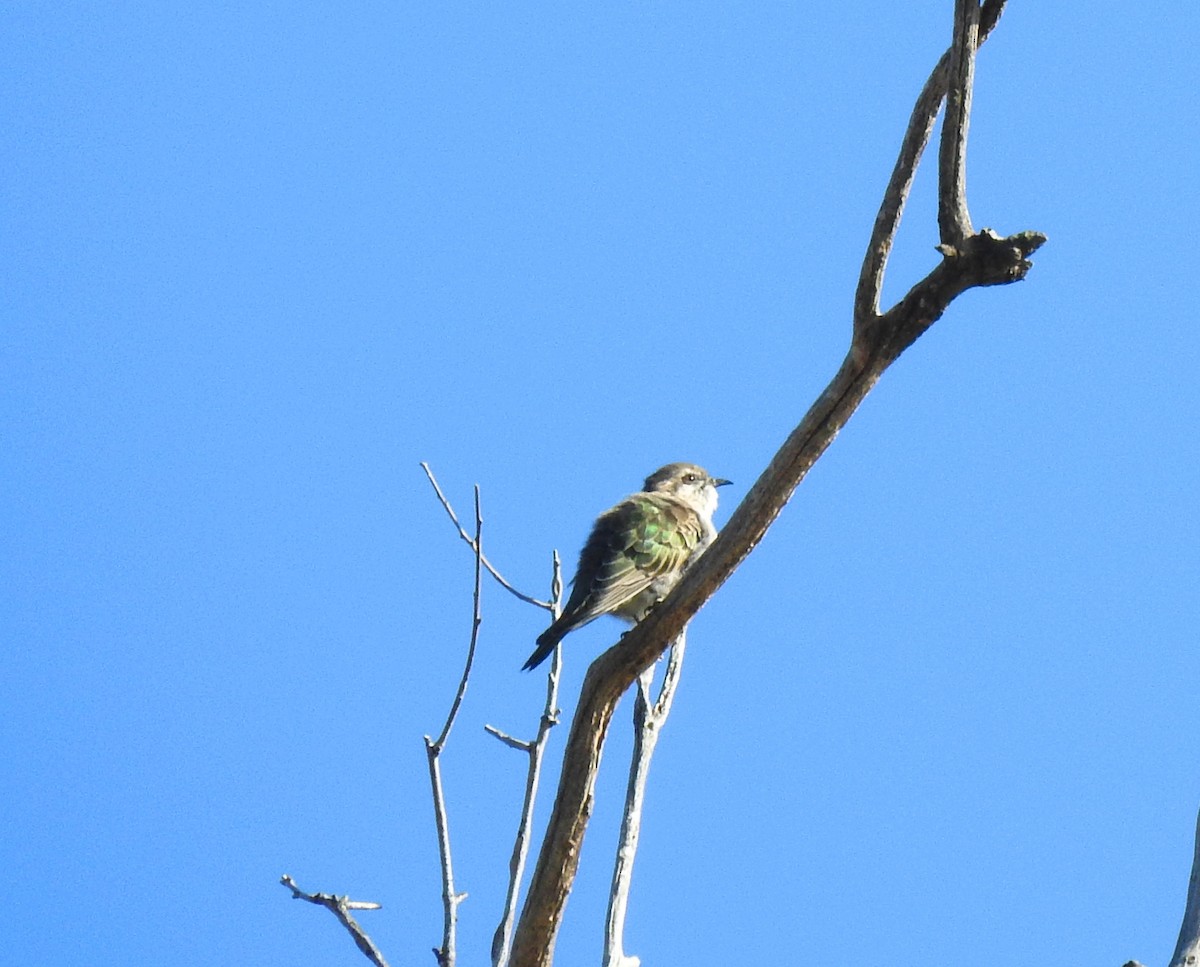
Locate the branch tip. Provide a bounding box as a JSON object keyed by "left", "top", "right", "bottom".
{"left": 421, "top": 462, "right": 553, "bottom": 609}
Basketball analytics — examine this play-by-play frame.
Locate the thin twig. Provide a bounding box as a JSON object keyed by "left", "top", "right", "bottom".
{"left": 430, "top": 487, "right": 484, "bottom": 752}
{"left": 280, "top": 875, "right": 389, "bottom": 967}
{"left": 937, "top": 0, "right": 979, "bottom": 248}
{"left": 485, "top": 725, "right": 533, "bottom": 753}
{"left": 603, "top": 634, "right": 688, "bottom": 967}
{"left": 421, "top": 462, "right": 552, "bottom": 610}
{"left": 490, "top": 551, "right": 564, "bottom": 967}
{"left": 424, "top": 487, "right": 484, "bottom": 967}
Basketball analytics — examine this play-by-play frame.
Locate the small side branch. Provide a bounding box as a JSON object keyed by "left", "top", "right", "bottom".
{"left": 280, "top": 875, "right": 389, "bottom": 967}
{"left": 485, "top": 725, "right": 534, "bottom": 753}
{"left": 1168, "top": 805, "right": 1200, "bottom": 967}
{"left": 424, "top": 487, "right": 485, "bottom": 967}
{"left": 490, "top": 552, "right": 565, "bottom": 967}
{"left": 430, "top": 486, "right": 484, "bottom": 752}
{"left": 603, "top": 634, "right": 688, "bottom": 967}
{"left": 421, "top": 462, "right": 553, "bottom": 610}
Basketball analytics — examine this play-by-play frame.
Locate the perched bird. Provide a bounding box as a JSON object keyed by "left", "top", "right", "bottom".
{"left": 522, "top": 462, "right": 732, "bottom": 671}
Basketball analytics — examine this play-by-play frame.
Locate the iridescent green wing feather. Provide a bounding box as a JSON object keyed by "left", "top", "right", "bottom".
{"left": 526, "top": 493, "right": 704, "bottom": 669}
{"left": 577, "top": 494, "right": 701, "bottom": 617}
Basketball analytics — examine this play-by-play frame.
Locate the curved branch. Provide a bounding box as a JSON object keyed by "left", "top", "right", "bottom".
{"left": 509, "top": 5, "right": 1042, "bottom": 963}
{"left": 422, "top": 463, "right": 553, "bottom": 610}
{"left": 855, "top": 0, "right": 1009, "bottom": 328}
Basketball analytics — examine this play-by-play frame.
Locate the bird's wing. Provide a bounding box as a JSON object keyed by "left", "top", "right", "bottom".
{"left": 570, "top": 493, "right": 703, "bottom": 622}
{"left": 525, "top": 494, "right": 705, "bottom": 668}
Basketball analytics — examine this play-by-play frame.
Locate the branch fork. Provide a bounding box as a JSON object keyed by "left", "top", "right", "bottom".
{"left": 279, "top": 875, "right": 389, "bottom": 967}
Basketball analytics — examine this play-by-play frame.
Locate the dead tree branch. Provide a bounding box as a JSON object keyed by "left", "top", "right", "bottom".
{"left": 510, "top": 4, "right": 1044, "bottom": 964}
{"left": 603, "top": 634, "right": 688, "bottom": 967}
{"left": 1169, "top": 805, "right": 1200, "bottom": 967}
{"left": 422, "top": 462, "right": 553, "bottom": 611}
{"left": 424, "top": 486, "right": 484, "bottom": 967}
{"left": 855, "top": 0, "right": 1007, "bottom": 323}
{"left": 280, "top": 875, "right": 389, "bottom": 967}
{"left": 938, "top": 0, "right": 979, "bottom": 248}
{"left": 489, "top": 553, "right": 566, "bottom": 967}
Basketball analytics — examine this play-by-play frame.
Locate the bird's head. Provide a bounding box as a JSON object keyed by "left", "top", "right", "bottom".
{"left": 643, "top": 462, "right": 732, "bottom": 516}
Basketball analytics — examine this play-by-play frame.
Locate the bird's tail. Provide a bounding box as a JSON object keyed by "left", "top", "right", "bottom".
{"left": 522, "top": 626, "right": 562, "bottom": 672}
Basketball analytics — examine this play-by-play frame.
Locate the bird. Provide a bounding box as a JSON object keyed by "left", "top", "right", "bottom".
{"left": 522, "top": 462, "right": 732, "bottom": 671}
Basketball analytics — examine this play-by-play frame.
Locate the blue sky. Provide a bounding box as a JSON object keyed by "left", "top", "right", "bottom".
{"left": 4, "top": 3, "right": 1199, "bottom": 965}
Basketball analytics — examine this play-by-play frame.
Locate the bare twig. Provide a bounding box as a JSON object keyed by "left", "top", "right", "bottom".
{"left": 280, "top": 875, "right": 389, "bottom": 967}
{"left": 485, "top": 724, "right": 533, "bottom": 753}
{"left": 424, "top": 487, "right": 485, "bottom": 967}
{"left": 490, "top": 552, "right": 565, "bottom": 967}
{"left": 603, "top": 634, "right": 687, "bottom": 967}
{"left": 1169, "top": 805, "right": 1200, "bottom": 967}
{"left": 510, "top": 6, "right": 1043, "bottom": 964}
{"left": 422, "top": 462, "right": 553, "bottom": 610}
{"left": 430, "top": 486, "right": 484, "bottom": 751}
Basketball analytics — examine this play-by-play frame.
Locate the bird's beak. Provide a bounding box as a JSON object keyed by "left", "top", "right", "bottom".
{"left": 712, "top": 477, "right": 732, "bottom": 487}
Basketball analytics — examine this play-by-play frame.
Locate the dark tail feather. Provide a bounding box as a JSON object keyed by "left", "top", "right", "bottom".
{"left": 522, "top": 627, "right": 561, "bottom": 672}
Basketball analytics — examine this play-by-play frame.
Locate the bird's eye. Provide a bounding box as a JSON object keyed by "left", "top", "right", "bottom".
{"left": 684, "top": 473, "right": 697, "bottom": 483}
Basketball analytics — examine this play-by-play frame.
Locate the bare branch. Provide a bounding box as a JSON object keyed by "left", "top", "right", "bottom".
{"left": 491, "top": 553, "right": 565, "bottom": 967}
{"left": 855, "top": 0, "right": 1008, "bottom": 328}
{"left": 604, "top": 634, "right": 687, "bottom": 967}
{"left": 421, "top": 462, "right": 553, "bottom": 610}
{"left": 424, "top": 488, "right": 484, "bottom": 967}
{"left": 1169, "top": 805, "right": 1200, "bottom": 967}
{"left": 937, "top": 0, "right": 979, "bottom": 248}
{"left": 279, "top": 875, "right": 389, "bottom": 967}
{"left": 485, "top": 724, "right": 534, "bottom": 753}
{"left": 425, "top": 749, "right": 469, "bottom": 967}
{"left": 510, "top": 7, "right": 1043, "bottom": 963}
{"left": 430, "top": 486, "right": 485, "bottom": 752}
{"left": 939, "top": 3, "right": 981, "bottom": 235}
{"left": 650, "top": 636, "right": 687, "bottom": 721}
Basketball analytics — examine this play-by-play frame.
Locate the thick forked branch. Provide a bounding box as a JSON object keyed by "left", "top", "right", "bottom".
{"left": 510, "top": 5, "right": 1043, "bottom": 965}
{"left": 855, "top": 0, "right": 1007, "bottom": 325}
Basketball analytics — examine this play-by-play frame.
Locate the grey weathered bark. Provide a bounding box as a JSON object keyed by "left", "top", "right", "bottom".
{"left": 509, "top": 2, "right": 1045, "bottom": 964}
{"left": 424, "top": 485, "right": 484, "bottom": 967}
{"left": 602, "top": 635, "right": 688, "bottom": 967}
{"left": 1169, "top": 806, "right": 1200, "bottom": 967}
{"left": 489, "top": 555, "right": 565, "bottom": 967}
{"left": 279, "top": 875, "right": 389, "bottom": 967}
{"left": 419, "top": 466, "right": 566, "bottom": 967}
